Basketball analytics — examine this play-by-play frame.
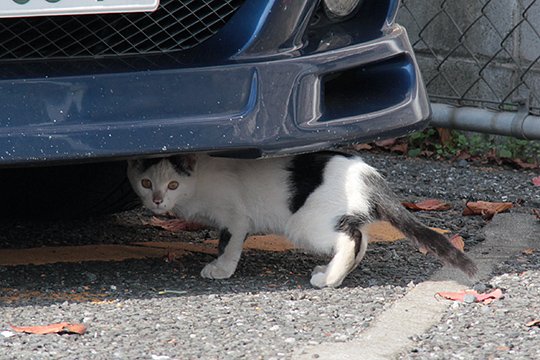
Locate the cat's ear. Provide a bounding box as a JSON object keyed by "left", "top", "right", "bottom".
{"left": 169, "top": 154, "right": 197, "bottom": 176}
{"left": 127, "top": 159, "right": 144, "bottom": 172}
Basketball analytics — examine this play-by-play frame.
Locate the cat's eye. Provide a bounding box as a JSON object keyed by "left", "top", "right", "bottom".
{"left": 168, "top": 181, "right": 179, "bottom": 190}
{"left": 141, "top": 179, "right": 152, "bottom": 189}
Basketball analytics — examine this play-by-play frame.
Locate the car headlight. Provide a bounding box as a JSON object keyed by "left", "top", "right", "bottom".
{"left": 323, "top": 0, "right": 364, "bottom": 20}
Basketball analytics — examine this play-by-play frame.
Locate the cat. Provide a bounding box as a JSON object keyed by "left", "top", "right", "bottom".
{"left": 127, "top": 151, "right": 477, "bottom": 288}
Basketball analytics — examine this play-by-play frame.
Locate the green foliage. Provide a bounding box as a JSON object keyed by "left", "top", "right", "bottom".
{"left": 498, "top": 138, "right": 540, "bottom": 160}
{"left": 404, "top": 127, "right": 540, "bottom": 164}
{"left": 407, "top": 148, "right": 421, "bottom": 157}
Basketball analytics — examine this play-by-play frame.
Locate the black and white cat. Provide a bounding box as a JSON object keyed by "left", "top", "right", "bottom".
{"left": 127, "top": 151, "right": 477, "bottom": 288}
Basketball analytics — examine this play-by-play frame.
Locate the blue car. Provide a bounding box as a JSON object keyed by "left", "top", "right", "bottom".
{"left": 0, "top": 0, "right": 430, "bottom": 217}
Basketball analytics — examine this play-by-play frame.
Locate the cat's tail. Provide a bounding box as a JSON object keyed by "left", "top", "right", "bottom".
{"left": 370, "top": 177, "right": 478, "bottom": 277}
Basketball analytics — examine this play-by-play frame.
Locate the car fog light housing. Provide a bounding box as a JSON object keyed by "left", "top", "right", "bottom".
{"left": 323, "top": 0, "right": 363, "bottom": 20}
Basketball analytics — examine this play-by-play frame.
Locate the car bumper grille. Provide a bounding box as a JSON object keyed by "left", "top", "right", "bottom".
{"left": 0, "top": 0, "right": 244, "bottom": 61}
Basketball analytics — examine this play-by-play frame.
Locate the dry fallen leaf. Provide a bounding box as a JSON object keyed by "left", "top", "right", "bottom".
{"left": 477, "top": 289, "right": 504, "bottom": 304}
{"left": 368, "top": 221, "right": 408, "bottom": 242}
{"left": 526, "top": 319, "right": 540, "bottom": 327}
{"left": 390, "top": 143, "right": 408, "bottom": 154}
{"left": 436, "top": 128, "right": 453, "bottom": 146}
{"left": 462, "top": 201, "right": 513, "bottom": 219}
{"left": 455, "top": 150, "right": 472, "bottom": 161}
{"left": 436, "top": 290, "right": 469, "bottom": 302}
{"left": 449, "top": 234, "right": 465, "bottom": 252}
{"left": 374, "top": 138, "right": 397, "bottom": 148}
{"left": 367, "top": 221, "right": 449, "bottom": 244}
{"left": 204, "top": 235, "right": 294, "bottom": 252}
{"left": 10, "top": 322, "right": 86, "bottom": 335}
{"left": 511, "top": 159, "right": 538, "bottom": 169}
{"left": 436, "top": 288, "right": 503, "bottom": 304}
{"left": 418, "top": 245, "right": 429, "bottom": 255}
{"left": 532, "top": 176, "right": 540, "bottom": 186}
{"left": 420, "top": 150, "right": 435, "bottom": 157}
{"left": 533, "top": 209, "right": 540, "bottom": 220}
{"left": 353, "top": 143, "right": 372, "bottom": 151}
{"left": 144, "top": 217, "right": 205, "bottom": 232}
{"left": 402, "top": 199, "right": 452, "bottom": 211}
{"left": 522, "top": 248, "right": 535, "bottom": 255}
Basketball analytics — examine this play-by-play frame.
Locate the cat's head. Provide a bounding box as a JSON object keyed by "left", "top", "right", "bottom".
{"left": 127, "top": 155, "right": 197, "bottom": 214}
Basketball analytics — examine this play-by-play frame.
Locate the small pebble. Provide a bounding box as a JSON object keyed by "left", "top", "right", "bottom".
{"left": 463, "top": 294, "right": 477, "bottom": 304}
{"left": 473, "top": 283, "right": 487, "bottom": 293}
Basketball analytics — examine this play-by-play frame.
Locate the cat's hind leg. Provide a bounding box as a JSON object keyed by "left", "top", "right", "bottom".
{"left": 310, "top": 215, "right": 368, "bottom": 288}
{"left": 201, "top": 226, "right": 248, "bottom": 279}
{"left": 310, "top": 233, "right": 357, "bottom": 288}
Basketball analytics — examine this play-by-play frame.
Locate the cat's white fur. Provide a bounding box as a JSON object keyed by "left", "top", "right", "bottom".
{"left": 128, "top": 153, "right": 476, "bottom": 288}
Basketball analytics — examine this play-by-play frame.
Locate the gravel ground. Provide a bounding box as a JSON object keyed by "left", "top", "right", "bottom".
{"left": 0, "top": 152, "right": 539, "bottom": 359}
{"left": 366, "top": 153, "right": 540, "bottom": 206}
{"left": 1, "top": 280, "right": 405, "bottom": 359}
{"left": 0, "top": 241, "right": 434, "bottom": 359}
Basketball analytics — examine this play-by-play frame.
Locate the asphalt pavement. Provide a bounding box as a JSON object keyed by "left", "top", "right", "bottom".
{"left": 0, "top": 152, "right": 539, "bottom": 359}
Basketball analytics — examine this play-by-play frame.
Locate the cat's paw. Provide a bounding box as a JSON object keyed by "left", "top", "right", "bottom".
{"left": 310, "top": 268, "right": 344, "bottom": 288}
{"left": 310, "top": 272, "right": 328, "bottom": 288}
{"left": 200, "top": 261, "right": 235, "bottom": 279}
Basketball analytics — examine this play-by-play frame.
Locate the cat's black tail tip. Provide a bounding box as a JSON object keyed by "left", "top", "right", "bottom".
{"left": 451, "top": 252, "right": 478, "bottom": 278}
{"left": 462, "top": 259, "right": 478, "bottom": 278}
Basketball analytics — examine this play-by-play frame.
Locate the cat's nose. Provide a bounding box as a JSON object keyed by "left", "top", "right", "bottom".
{"left": 153, "top": 198, "right": 163, "bottom": 205}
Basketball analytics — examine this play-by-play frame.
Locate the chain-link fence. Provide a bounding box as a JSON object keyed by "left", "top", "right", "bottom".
{"left": 398, "top": 0, "right": 540, "bottom": 118}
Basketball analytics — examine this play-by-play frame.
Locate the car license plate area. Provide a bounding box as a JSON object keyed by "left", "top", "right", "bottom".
{"left": 0, "top": 0, "right": 159, "bottom": 18}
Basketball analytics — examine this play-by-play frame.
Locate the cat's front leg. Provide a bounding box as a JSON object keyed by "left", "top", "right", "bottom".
{"left": 201, "top": 225, "right": 248, "bottom": 280}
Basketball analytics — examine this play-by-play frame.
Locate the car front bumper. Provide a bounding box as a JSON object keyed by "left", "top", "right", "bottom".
{"left": 0, "top": 8, "right": 429, "bottom": 166}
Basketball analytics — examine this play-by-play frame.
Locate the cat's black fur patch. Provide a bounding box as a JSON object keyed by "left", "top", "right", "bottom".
{"left": 335, "top": 212, "right": 372, "bottom": 256}
{"left": 132, "top": 156, "right": 193, "bottom": 176}
{"left": 217, "top": 229, "right": 248, "bottom": 256}
{"left": 135, "top": 158, "right": 163, "bottom": 172}
{"left": 287, "top": 151, "right": 353, "bottom": 213}
{"left": 168, "top": 155, "right": 194, "bottom": 176}
{"left": 218, "top": 229, "right": 232, "bottom": 256}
